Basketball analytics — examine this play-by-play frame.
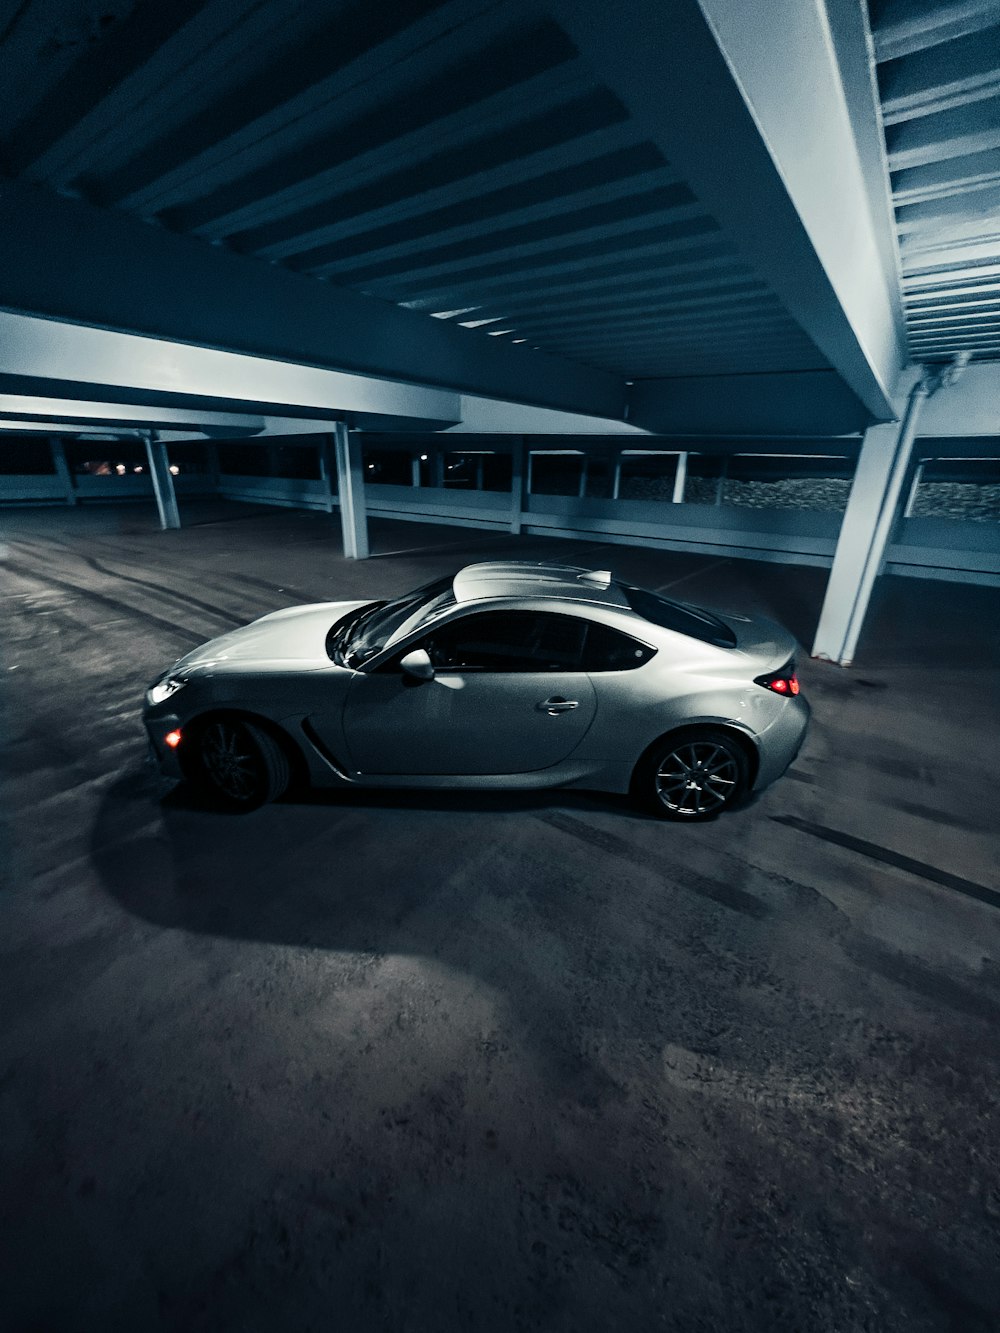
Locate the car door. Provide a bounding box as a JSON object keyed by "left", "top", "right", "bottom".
{"left": 341, "top": 609, "right": 598, "bottom": 775}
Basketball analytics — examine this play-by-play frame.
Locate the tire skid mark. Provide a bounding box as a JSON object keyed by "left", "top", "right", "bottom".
{"left": 199, "top": 569, "right": 324, "bottom": 608}
{"left": 846, "top": 936, "right": 1000, "bottom": 1024}
{"left": 536, "top": 810, "right": 769, "bottom": 919}
{"left": 83, "top": 556, "right": 244, "bottom": 628}
{"left": 4, "top": 560, "right": 203, "bottom": 646}
{"left": 772, "top": 814, "right": 1000, "bottom": 910}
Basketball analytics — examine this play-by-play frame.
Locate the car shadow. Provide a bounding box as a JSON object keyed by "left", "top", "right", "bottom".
{"left": 90, "top": 762, "right": 767, "bottom": 1104}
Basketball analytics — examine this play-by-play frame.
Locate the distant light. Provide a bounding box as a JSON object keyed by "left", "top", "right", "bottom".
{"left": 512, "top": 339, "right": 527, "bottom": 344}
{"left": 420, "top": 454, "right": 428, "bottom": 461}
{"left": 367, "top": 463, "right": 375, "bottom": 470}
{"left": 169, "top": 464, "right": 180, "bottom": 475}
{"left": 133, "top": 466, "right": 143, "bottom": 473}
{"left": 458, "top": 316, "right": 504, "bottom": 329}
{"left": 115, "top": 464, "right": 126, "bottom": 475}
{"left": 164, "top": 729, "right": 182, "bottom": 749}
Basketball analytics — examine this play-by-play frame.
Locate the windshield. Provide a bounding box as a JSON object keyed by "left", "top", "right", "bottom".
{"left": 620, "top": 584, "right": 736, "bottom": 648}
{"left": 343, "top": 574, "right": 456, "bottom": 667}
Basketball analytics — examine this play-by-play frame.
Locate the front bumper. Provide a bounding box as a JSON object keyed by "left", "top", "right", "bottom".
{"left": 144, "top": 711, "right": 185, "bottom": 779}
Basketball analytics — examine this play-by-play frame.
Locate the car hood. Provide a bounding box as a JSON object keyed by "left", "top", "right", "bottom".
{"left": 175, "top": 599, "right": 370, "bottom": 674}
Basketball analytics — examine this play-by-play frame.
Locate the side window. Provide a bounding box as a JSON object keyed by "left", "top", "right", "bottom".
{"left": 582, "top": 621, "right": 657, "bottom": 671}
{"left": 424, "top": 611, "right": 587, "bottom": 673}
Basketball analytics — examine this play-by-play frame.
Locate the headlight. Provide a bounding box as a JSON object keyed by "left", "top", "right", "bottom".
{"left": 147, "top": 675, "right": 188, "bottom": 705}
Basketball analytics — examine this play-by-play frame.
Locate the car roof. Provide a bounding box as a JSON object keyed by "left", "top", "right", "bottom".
{"left": 452, "top": 562, "right": 630, "bottom": 609}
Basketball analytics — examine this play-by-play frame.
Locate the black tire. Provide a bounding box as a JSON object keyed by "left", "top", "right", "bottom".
{"left": 636, "top": 727, "right": 749, "bottom": 821}
{"left": 190, "top": 718, "right": 291, "bottom": 811}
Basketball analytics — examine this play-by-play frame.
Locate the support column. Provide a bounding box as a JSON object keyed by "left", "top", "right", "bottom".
{"left": 578, "top": 453, "right": 589, "bottom": 499}
{"left": 205, "top": 441, "right": 220, "bottom": 494}
{"left": 510, "top": 437, "right": 526, "bottom": 535}
{"left": 714, "top": 458, "right": 728, "bottom": 505}
{"left": 611, "top": 449, "right": 623, "bottom": 500}
{"left": 145, "top": 431, "right": 181, "bottom": 530}
{"left": 49, "top": 437, "right": 77, "bottom": 505}
{"left": 433, "top": 450, "right": 446, "bottom": 488}
{"left": 317, "top": 437, "right": 336, "bottom": 514}
{"left": 410, "top": 452, "right": 421, "bottom": 488}
{"left": 672, "top": 452, "right": 687, "bottom": 504}
{"left": 812, "top": 380, "right": 927, "bottom": 666}
{"left": 903, "top": 462, "right": 923, "bottom": 518}
{"left": 333, "top": 422, "right": 369, "bottom": 560}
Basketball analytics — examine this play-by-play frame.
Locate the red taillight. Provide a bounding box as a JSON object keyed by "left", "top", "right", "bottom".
{"left": 164, "top": 729, "right": 182, "bottom": 749}
{"left": 754, "top": 664, "right": 800, "bottom": 697}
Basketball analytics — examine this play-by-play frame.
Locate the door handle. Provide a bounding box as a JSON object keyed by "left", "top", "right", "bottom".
{"left": 537, "top": 696, "right": 579, "bottom": 715}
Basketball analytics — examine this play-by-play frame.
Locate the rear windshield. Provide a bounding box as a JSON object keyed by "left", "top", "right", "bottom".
{"left": 620, "top": 585, "right": 736, "bottom": 649}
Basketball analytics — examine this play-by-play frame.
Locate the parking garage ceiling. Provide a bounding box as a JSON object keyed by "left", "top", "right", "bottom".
{"left": 872, "top": 0, "right": 1000, "bottom": 364}
{"left": 0, "top": 0, "right": 996, "bottom": 434}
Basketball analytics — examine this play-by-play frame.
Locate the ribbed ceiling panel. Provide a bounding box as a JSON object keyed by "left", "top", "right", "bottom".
{"left": 871, "top": 0, "right": 1000, "bottom": 362}
{"left": 0, "top": 0, "right": 825, "bottom": 381}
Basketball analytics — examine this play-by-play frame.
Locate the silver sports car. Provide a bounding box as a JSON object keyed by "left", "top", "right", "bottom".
{"left": 144, "top": 561, "right": 809, "bottom": 820}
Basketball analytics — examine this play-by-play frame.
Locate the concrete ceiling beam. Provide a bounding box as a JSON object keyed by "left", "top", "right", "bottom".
{"left": 879, "top": 25, "right": 1000, "bottom": 123}
{"left": 886, "top": 94, "right": 1000, "bottom": 170}
{"left": 545, "top": 0, "right": 904, "bottom": 421}
{"left": 627, "top": 371, "right": 874, "bottom": 437}
{"left": 0, "top": 181, "right": 626, "bottom": 422}
{"left": 871, "top": 0, "right": 1000, "bottom": 62}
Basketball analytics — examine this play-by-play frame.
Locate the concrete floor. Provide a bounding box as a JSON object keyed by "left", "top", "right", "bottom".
{"left": 2, "top": 500, "right": 999, "bottom": 1332}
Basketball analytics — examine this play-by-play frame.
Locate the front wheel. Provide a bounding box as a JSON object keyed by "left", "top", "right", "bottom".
{"left": 637, "top": 729, "right": 749, "bottom": 821}
{"left": 189, "top": 718, "right": 291, "bottom": 811}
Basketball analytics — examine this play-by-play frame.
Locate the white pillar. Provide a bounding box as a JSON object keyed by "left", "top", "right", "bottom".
{"left": 510, "top": 437, "right": 526, "bottom": 535}
{"left": 578, "top": 453, "right": 589, "bottom": 498}
{"left": 49, "top": 437, "right": 77, "bottom": 505}
{"left": 333, "top": 422, "right": 369, "bottom": 560}
{"left": 205, "top": 441, "right": 220, "bottom": 492}
{"left": 812, "top": 380, "right": 927, "bottom": 666}
{"left": 672, "top": 452, "right": 687, "bottom": 504}
{"left": 714, "top": 457, "right": 727, "bottom": 505}
{"left": 411, "top": 453, "right": 421, "bottom": 487}
{"left": 611, "top": 449, "right": 623, "bottom": 500}
{"left": 317, "top": 437, "right": 336, "bottom": 514}
{"left": 145, "top": 432, "right": 181, "bottom": 530}
{"left": 903, "top": 461, "right": 923, "bottom": 518}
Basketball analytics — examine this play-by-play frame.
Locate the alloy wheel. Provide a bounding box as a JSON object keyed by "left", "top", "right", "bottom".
{"left": 655, "top": 740, "right": 740, "bottom": 817}
{"left": 200, "top": 721, "right": 260, "bottom": 802}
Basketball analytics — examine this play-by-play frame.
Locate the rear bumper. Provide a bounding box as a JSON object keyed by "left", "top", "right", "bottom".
{"left": 752, "top": 695, "right": 810, "bottom": 791}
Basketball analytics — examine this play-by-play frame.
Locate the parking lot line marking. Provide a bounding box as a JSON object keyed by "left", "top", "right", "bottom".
{"left": 655, "top": 559, "right": 731, "bottom": 593}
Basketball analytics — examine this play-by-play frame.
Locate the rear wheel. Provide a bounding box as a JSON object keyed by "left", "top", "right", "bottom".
{"left": 191, "top": 718, "right": 290, "bottom": 810}
{"left": 638, "top": 728, "right": 749, "bottom": 821}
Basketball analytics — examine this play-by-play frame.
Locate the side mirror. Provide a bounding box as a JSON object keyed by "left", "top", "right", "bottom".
{"left": 400, "top": 648, "right": 435, "bottom": 681}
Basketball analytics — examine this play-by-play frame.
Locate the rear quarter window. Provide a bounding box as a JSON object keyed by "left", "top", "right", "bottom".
{"left": 620, "top": 585, "right": 736, "bottom": 649}
{"left": 582, "top": 622, "right": 656, "bottom": 671}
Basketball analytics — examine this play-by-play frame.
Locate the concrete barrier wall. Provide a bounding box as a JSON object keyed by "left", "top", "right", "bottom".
{"left": 0, "top": 473, "right": 216, "bottom": 504}
{"left": 3, "top": 470, "right": 997, "bottom": 585}
{"left": 216, "top": 475, "right": 329, "bottom": 510}
{"left": 887, "top": 517, "right": 1000, "bottom": 582}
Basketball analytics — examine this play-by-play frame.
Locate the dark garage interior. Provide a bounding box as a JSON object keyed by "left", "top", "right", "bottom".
{"left": 2, "top": 1, "right": 1000, "bottom": 1330}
